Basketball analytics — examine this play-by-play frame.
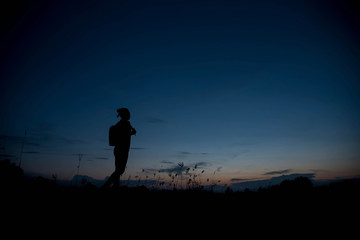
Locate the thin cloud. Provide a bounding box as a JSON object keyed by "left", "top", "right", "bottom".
{"left": 146, "top": 117, "right": 166, "bottom": 124}
{"left": 156, "top": 161, "right": 210, "bottom": 175}
{"left": 55, "top": 135, "right": 87, "bottom": 145}
{"left": 0, "top": 154, "right": 15, "bottom": 158}
{"left": 180, "top": 151, "right": 191, "bottom": 155}
{"left": 23, "top": 151, "right": 40, "bottom": 154}
{"left": 0, "top": 133, "right": 86, "bottom": 148}
{"left": 160, "top": 160, "right": 173, "bottom": 164}
{"left": 230, "top": 173, "right": 316, "bottom": 191}
{"left": 193, "top": 161, "right": 210, "bottom": 168}
{"left": 159, "top": 165, "right": 187, "bottom": 175}
{"left": 0, "top": 135, "right": 23, "bottom": 142}
{"left": 230, "top": 178, "right": 249, "bottom": 182}
{"left": 264, "top": 169, "right": 292, "bottom": 175}
{"left": 178, "top": 151, "right": 209, "bottom": 156}
{"left": 131, "top": 147, "right": 145, "bottom": 150}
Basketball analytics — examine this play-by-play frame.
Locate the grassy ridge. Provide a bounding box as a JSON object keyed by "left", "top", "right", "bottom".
{"left": 2, "top": 159, "right": 360, "bottom": 216}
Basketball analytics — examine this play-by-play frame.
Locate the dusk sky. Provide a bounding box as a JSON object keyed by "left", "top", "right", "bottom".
{"left": 1, "top": 0, "right": 360, "bottom": 189}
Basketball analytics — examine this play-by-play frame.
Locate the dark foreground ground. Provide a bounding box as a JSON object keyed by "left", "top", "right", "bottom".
{"left": 1, "top": 159, "right": 359, "bottom": 233}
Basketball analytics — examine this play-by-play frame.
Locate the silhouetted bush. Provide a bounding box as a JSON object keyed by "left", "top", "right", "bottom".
{"left": 0, "top": 159, "right": 23, "bottom": 188}
{"left": 279, "top": 176, "right": 313, "bottom": 193}
{"left": 329, "top": 179, "right": 360, "bottom": 195}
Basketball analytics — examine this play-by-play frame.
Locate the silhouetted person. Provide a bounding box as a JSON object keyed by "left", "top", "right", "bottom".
{"left": 103, "top": 107, "right": 136, "bottom": 189}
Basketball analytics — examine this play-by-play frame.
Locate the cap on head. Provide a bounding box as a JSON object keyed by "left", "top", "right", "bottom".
{"left": 117, "top": 107, "right": 130, "bottom": 119}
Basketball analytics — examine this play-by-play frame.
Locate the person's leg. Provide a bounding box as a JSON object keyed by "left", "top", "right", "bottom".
{"left": 110, "top": 170, "right": 121, "bottom": 188}
{"left": 116, "top": 152, "right": 129, "bottom": 175}
{"left": 102, "top": 170, "right": 120, "bottom": 188}
{"left": 102, "top": 148, "right": 124, "bottom": 188}
{"left": 114, "top": 148, "right": 129, "bottom": 187}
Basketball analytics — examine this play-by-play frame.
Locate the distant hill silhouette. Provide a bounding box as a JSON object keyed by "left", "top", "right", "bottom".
{"left": 70, "top": 174, "right": 106, "bottom": 187}
{"left": 229, "top": 173, "right": 316, "bottom": 191}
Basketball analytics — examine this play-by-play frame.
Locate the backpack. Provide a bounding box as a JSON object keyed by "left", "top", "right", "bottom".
{"left": 109, "top": 124, "right": 119, "bottom": 146}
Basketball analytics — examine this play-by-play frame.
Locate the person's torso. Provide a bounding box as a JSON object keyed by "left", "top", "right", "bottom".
{"left": 115, "top": 120, "right": 132, "bottom": 148}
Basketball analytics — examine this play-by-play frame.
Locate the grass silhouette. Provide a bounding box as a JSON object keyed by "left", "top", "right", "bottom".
{"left": 1, "top": 158, "right": 360, "bottom": 218}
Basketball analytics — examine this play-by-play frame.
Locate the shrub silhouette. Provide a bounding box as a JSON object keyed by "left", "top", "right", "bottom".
{"left": 0, "top": 159, "right": 23, "bottom": 188}
{"left": 279, "top": 176, "right": 313, "bottom": 193}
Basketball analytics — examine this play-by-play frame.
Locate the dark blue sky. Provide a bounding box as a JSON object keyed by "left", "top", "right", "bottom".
{"left": 1, "top": 0, "right": 359, "bottom": 187}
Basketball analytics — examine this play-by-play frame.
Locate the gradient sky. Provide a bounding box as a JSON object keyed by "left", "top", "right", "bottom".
{"left": 1, "top": 0, "right": 360, "bottom": 188}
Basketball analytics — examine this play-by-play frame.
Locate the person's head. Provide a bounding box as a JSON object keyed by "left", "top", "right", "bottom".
{"left": 117, "top": 107, "right": 130, "bottom": 120}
